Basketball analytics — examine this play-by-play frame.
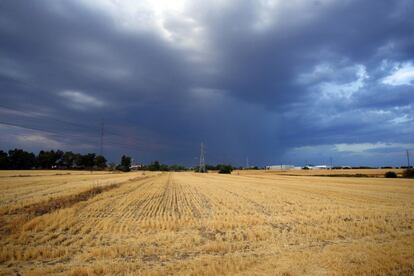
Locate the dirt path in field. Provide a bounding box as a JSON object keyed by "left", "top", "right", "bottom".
{"left": 0, "top": 174, "right": 154, "bottom": 236}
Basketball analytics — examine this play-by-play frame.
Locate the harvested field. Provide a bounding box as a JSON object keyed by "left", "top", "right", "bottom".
{"left": 1, "top": 171, "right": 414, "bottom": 275}
{"left": 0, "top": 170, "right": 148, "bottom": 212}
{"left": 237, "top": 168, "right": 406, "bottom": 177}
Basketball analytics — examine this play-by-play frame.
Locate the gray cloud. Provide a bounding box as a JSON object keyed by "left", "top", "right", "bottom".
{"left": 0, "top": 0, "right": 413, "bottom": 166}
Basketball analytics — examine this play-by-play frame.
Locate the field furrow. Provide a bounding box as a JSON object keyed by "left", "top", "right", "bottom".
{"left": 0, "top": 171, "right": 413, "bottom": 275}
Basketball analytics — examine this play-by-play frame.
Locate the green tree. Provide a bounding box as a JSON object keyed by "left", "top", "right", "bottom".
{"left": 403, "top": 169, "right": 414, "bottom": 178}
{"left": 148, "top": 161, "right": 161, "bottom": 171}
{"left": 117, "top": 155, "right": 131, "bottom": 172}
{"left": 217, "top": 164, "right": 233, "bottom": 174}
{"left": 169, "top": 164, "right": 186, "bottom": 171}
{"left": 385, "top": 171, "right": 397, "bottom": 178}
{"left": 8, "top": 149, "right": 36, "bottom": 169}
{"left": 61, "top": 151, "right": 76, "bottom": 168}
{"left": 36, "top": 150, "right": 64, "bottom": 169}
{"left": 55, "top": 150, "right": 64, "bottom": 166}
{"left": 0, "top": 150, "right": 9, "bottom": 169}
{"left": 73, "top": 153, "right": 83, "bottom": 168}
{"left": 94, "top": 155, "right": 107, "bottom": 169}
{"left": 81, "top": 153, "right": 96, "bottom": 169}
{"left": 37, "top": 150, "right": 57, "bottom": 168}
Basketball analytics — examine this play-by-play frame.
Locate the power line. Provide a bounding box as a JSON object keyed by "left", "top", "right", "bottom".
{"left": 0, "top": 119, "right": 199, "bottom": 158}
{"left": 0, "top": 116, "right": 165, "bottom": 150}
{"left": 0, "top": 105, "right": 198, "bottom": 150}
{"left": 0, "top": 120, "right": 59, "bottom": 135}
{"left": 0, "top": 121, "right": 147, "bottom": 152}
{"left": 0, "top": 105, "right": 135, "bottom": 139}
{"left": 0, "top": 105, "right": 130, "bottom": 140}
{"left": 0, "top": 104, "right": 100, "bottom": 132}
{"left": 1, "top": 103, "right": 201, "bottom": 155}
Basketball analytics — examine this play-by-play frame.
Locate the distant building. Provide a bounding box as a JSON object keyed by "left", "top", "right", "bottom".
{"left": 265, "top": 164, "right": 334, "bottom": 170}
{"left": 130, "top": 164, "right": 143, "bottom": 170}
{"left": 266, "top": 165, "right": 295, "bottom": 170}
{"left": 304, "top": 165, "right": 331, "bottom": 170}
{"left": 314, "top": 165, "right": 329, "bottom": 170}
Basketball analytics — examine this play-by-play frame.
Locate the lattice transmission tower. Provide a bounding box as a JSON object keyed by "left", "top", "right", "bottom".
{"left": 199, "top": 142, "right": 206, "bottom": 173}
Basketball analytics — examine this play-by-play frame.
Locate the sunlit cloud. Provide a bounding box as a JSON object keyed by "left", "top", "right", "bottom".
{"left": 59, "top": 90, "right": 105, "bottom": 110}
{"left": 334, "top": 143, "right": 414, "bottom": 153}
{"left": 382, "top": 62, "right": 414, "bottom": 86}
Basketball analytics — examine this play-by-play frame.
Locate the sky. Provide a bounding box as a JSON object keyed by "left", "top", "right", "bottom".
{"left": 0, "top": 0, "right": 413, "bottom": 167}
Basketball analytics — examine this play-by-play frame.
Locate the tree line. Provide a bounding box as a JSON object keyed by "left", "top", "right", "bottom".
{"left": 141, "top": 162, "right": 237, "bottom": 173}
{"left": 0, "top": 149, "right": 107, "bottom": 170}
{"left": 144, "top": 161, "right": 186, "bottom": 172}
{"left": 0, "top": 148, "right": 247, "bottom": 174}
{"left": 0, "top": 149, "right": 200, "bottom": 172}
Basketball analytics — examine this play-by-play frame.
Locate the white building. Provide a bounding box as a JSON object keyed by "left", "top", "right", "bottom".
{"left": 305, "top": 165, "right": 331, "bottom": 170}
{"left": 130, "top": 164, "right": 143, "bottom": 170}
{"left": 266, "top": 165, "right": 295, "bottom": 170}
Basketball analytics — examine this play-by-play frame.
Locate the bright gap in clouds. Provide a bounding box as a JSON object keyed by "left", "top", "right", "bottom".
{"left": 334, "top": 143, "right": 414, "bottom": 153}
{"left": 382, "top": 62, "right": 414, "bottom": 86}
{"left": 60, "top": 90, "right": 105, "bottom": 110}
{"left": 149, "top": 0, "right": 187, "bottom": 13}
{"left": 77, "top": 0, "right": 201, "bottom": 48}
{"left": 78, "top": 0, "right": 187, "bottom": 28}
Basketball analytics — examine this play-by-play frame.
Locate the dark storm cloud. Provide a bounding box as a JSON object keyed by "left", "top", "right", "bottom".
{"left": 0, "top": 0, "right": 413, "bottom": 166}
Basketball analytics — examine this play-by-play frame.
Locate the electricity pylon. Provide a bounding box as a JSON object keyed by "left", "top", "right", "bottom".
{"left": 199, "top": 142, "right": 206, "bottom": 173}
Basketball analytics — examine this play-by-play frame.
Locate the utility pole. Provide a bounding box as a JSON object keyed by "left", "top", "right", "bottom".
{"left": 99, "top": 120, "right": 104, "bottom": 156}
{"left": 330, "top": 157, "right": 333, "bottom": 169}
{"left": 246, "top": 156, "right": 249, "bottom": 169}
{"left": 199, "top": 142, "right": 206, "bottom": 173}
{"left": 407, "top": 150, "right": 411, "bottom": 168}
